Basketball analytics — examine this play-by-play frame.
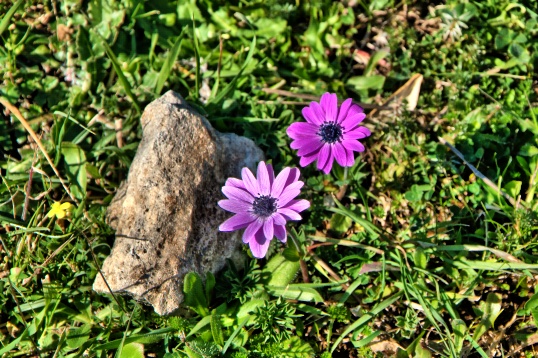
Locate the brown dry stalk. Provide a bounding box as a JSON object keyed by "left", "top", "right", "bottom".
{"left": 260, "top": 88, "right": 383, "bottom": 110}
{"left": 0, "top": 97, "right": 78, "bottom": 204}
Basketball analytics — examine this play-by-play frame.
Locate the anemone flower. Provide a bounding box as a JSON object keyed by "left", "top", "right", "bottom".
{"left": 218, "top": 161, "right": 310, "bottom": 258}
{"left": 287, "top": 92, "right": 371, "bottom": 174}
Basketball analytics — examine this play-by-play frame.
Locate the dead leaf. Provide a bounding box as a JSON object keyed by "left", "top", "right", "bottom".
{"left": 6, "top": 321, "right": 19, "bottom": 338}
{"left": 393, "top": 73, "right": 423, "bottom": 111}
{"left": 353, "top": 49, "right": 371, "bottom": 65}
{"left": 369, "top": 339, "right": 405, "bottom": 355}
{"left": 370, "top": 73, "right": 423, "bottom": 117}
{"left": 57, "top": 24, "right": 73, "bottom": 42}
{"left": 359, "top": 262, "right": 400, "bottom": 274}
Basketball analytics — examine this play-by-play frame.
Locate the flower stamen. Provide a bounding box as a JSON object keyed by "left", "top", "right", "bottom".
{"left": 318, "top": 122, "right": 343, "bottom": 144}
{"left": 252, "top": 195, "right": 277, "bottom": 218}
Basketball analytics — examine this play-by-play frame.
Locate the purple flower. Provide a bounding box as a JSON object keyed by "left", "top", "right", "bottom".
{"left": 218, "top": 161, "right": 310, "bottom": 259}
{"left": 287, "top": 92, "right": 371, "bottom": 174}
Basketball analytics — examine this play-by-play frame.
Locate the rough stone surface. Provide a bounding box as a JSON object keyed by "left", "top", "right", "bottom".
{"left": 93, "top": 91, "right": 264, "bottom": 315}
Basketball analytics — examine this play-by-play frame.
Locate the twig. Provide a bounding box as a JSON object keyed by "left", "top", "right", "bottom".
{"left": 438, "top": 137, "right": 521, "bottom": 209}
{"left": 258, "top": 100, "right": 319, "bottom": 106}
{"left": 114, "top": 118, "right": 123, "bottom": 148}
{"left": 526, "top": 162, "right": 538, "bottom": 203}
{"left": 0, "top": 97, "right": 78, "bottom": 204}
{"left": 300, "top": 259, "right": 310, "bottom": 283}
{"left": 22, "top": 153, "right": 38, "bottom": 221}
{"left": 260, "top": 88, "right": 383, "bottom": 110}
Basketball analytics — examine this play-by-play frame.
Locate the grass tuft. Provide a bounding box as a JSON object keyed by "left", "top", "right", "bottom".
{"left": 1, "top": 0, "right": 537, "bottom": 356}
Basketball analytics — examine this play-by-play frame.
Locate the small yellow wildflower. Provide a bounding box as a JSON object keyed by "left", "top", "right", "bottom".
{"left": 47, "top": 202, "right": 73, "bottom": 219}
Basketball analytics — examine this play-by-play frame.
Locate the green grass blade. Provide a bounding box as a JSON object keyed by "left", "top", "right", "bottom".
{"left": 93, "top": 327, "right": 176, "bottom": 351}
{"left": 451, "top": 258, "right": 538, "bottom": 271}
{"left": 328, "top": 198, "right": 381, "bottom": 238}
{"left": 101, "top": 36, "right": 142, "bottom": 113}
{"left": 408, "top": 283, "right": 456, "bottom": 356}
{"left": 424, "top": 243, "right": 521, "bottom": 263}
{"left": 0, "top": 211, "right": 25, "bottom": 225}
{"left": 221, "top": 317, "right": 248, "bottom": 355}
{"left": 0, "top": 0, "right": 24, "bottom": 37}
{"left": 330, "top": 292, "right": 402, "bottom": 353}
{"left": 467, "top": 334, "right": 489, "bottom": 358}
{"left": 155, "top": 29, "right": 186, "bottom": 95}
{"left": 210, "top": 36, "right": 223, "bottom": 99}
{"left": 339, "top": 276, "right": 367, "bottom": 304}
{"left": 208, "top": 36, "right": 256, "bottom": 105}
{"left": 0, "top": 329, "right": 28, "bottom": 355}
{"left": 354, "top": 330, "right": 382, "bottom": 348}
{"left": 186, "top": 315, "right": 212, "bottom": 338}
{"left": 210, "top": 116, "right": 281, "bottom": 123}
{"left": 192, "top": 16, "right": 201, "bottom": 100}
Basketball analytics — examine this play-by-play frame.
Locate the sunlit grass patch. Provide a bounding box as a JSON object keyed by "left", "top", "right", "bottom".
{"left": 1, "top": 0, "right": 537, "bottom": 357}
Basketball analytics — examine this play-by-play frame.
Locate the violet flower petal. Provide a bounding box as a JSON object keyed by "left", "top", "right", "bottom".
{"left": 271, "top": 167, "right": 291, "bottom": 198}
{"left": 272, "top": 212, "right": 287, "bottom": 226}
{"left": 299, "top": 153, "right": 318, "bottom": 167}
{"left": 321, "top": 154, "right": 335, "bottom": 174}
{"left": 285, "top": 168, "right": 300, "bottom": 186}
{"left": 225, "top": 177, "right": 246, "bottom": 189}
{"left": 320, "top": 93, "right": 338, "bottom": 122}
{"left": 345, "top": 147, "right": 355, "bottom": 166}
{"left": 296, "top": 138, "right": 324, "bottom": 157}
{"left": 242, "top": 220, "right": 262, "bottom": 243}
{"left": 342, "top": 139, "right": 366, "bottom": 152}
{"left": 302, "top": 106, "right": 323, "bottom": 125}
{"left": 336, "top": 98, "right": 353, "bottom": 124}
{"left": 242, "top": 167, "right": 259, "bottom": 196}
{"left": 250, "top": 229, "right": 271, "bottom": 258}
{"left": 257, "top": 161, "right": 271, "bottom": 195}
{"left": 218, "top": 199, "right": 251, "bottom": 214}
{"left": 263, "top": 219, "right": 274, "bottom": 241}
{"left": 274, "top": 225, "right": 287, "bottom": 242}
{"left": 341, "top": 112, "right": 366, "bottom": 129}
{"left": 343, "top": 127, "right": 370, "bottom": 140}
{"left": 287, "top": 122, "right": 319, "bottom": 138}
{"left": 278, "top": 208, "right": 302, "bottom": 221}
{"left": 219, "top": 212, "right": 255, "bottom": 231}
{"left": 317, "top": 144, "right": 331, "bottom": 171}
{"left": 282, "top": 199, "right": 310, "bottom": 212}
{"left": 310, "top": 101, "right": 326, "bottom": 123}
{"left": 333, "top": 142, "right": 348, "bottom": 167}
{"left": 222, "top": 186, "right": 254, "bottom": 203}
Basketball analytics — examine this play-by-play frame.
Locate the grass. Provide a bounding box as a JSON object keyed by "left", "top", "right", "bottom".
{"left": 0, "top": 0, "right": 537, "bottom": 357}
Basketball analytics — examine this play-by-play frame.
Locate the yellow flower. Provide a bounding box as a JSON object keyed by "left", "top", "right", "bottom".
{"left": 47, "top": 202, "right": 73, "bottom": 219}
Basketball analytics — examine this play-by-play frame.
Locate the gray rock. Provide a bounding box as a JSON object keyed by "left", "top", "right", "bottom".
{"left": 93, "top": 91, "right": 264, "bottom": 315}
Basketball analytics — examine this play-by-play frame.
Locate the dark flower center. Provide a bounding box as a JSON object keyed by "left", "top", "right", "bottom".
{"left": 318, "top": 122, "right": 343, "bottom": 144}
{"left": 252, "top": 195, "right": 278, "bottom": 218}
